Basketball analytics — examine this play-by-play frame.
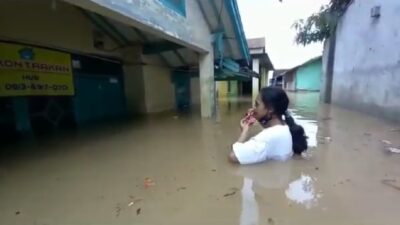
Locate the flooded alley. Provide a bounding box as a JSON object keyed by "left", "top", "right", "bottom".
{"left": 1, "top": 93, "right": 400, "bottom": 225}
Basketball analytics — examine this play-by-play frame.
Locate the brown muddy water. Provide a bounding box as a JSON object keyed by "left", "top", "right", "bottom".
{"left": 1, "top": 93, "right": 400, "bottom": 225}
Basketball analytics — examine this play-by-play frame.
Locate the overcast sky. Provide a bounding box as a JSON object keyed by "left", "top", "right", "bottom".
{"left": 237, "top": 0, "right": 330, "bottom": 69}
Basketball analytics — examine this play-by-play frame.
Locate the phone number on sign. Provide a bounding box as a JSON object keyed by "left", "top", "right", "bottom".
{"left": 3, "top": 83, "right": 69, "bottom": 91}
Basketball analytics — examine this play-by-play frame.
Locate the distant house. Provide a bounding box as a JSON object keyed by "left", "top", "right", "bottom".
{"left": 282, "top": 56, "right": 322, "bottom": 91}
{"left": 270, "top": 69, "right": 288, "bottom": 88}
{"left": 247, "top": 37, "right": 274, "bottom": 100}
{"left": 247, "top": 38, "right": 274, "bottom": 87}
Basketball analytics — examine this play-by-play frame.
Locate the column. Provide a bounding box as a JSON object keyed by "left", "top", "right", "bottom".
{"left": 13, "top": 97, "right": 31, "bottom": 135}
{"left": 252, "top": 58, "right": 260, "bottom": 102}
{"left": 121, "top": 46, "right": 146, "bottom": 115}
{"left": 199, "top": 51, "right": 215, "bottom": 118}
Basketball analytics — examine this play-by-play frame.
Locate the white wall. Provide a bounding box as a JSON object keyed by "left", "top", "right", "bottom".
{"left": 332, "top": 0, "right": 400, "bottom": 121}
{"left": 63, "top": 0, "right": 213, "bottom": 52}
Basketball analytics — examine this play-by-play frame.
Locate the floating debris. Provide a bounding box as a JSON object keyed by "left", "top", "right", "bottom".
{"left": 211, "top": 169, "right": 217, "bottom": 172}
{"left": 325, "top": 137, "right": 332, "bottom": 142}
{"left": 382, "top": 179, "right": 396, "bottom": 183}
{"left": 223, "top": 191, "right": 236, "bottom": 197}
{"left": 315, "top": 167, "right": 319, "bottom": 171}
{"left": 387, "top": 147, "right": 400, "bottom": 154}
{"left": 381, "top": 179, "right": 400, "bottom": 191}
{"left": 381, "top": 140, "right": 392, "bottom": 145}
{"left": 268, "top": 217, "right": 275, "bottom": 225}
{"left": 177, "top": 187, "right": 187, "bottom": 191}
{"left": 144, "top": 178, "right": 156, "bottom": 189}
{"left": 129, "top": 196, "right": 143, "bottom": 205}
{"left": 223, "top": 188, "right": 239, "bottom": 197}
{"left": 115, "top": 205, "right": 122, "bottom": 217}
{"left": 136, "top": 208, "right": 141, "bottom": 215}
{"left": 134, "top": 199, "right": 143, "bottom": 204}
{"left": 15, "top": 211, "right": 20, "bottom": 215}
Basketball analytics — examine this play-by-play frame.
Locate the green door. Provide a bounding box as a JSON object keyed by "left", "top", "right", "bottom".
{"left": 172, "top": 72, "right": 191, "bottom": 111}
{"left": 74, "top": 74, "right": 125, "bottom": 125}
{"left": 0, "top": 97, "right": 18, "bottom": 142}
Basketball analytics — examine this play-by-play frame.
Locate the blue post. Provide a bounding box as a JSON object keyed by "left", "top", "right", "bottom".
{"left": 12, "top": 97, "right": 32, "bottom": 135}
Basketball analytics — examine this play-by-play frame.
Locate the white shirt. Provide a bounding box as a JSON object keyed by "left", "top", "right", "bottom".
{"left": 232, "top": 125, "right": 293, "bottom": 165}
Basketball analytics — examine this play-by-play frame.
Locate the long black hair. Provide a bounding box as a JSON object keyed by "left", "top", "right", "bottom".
{"left": 260, "top": 87, "right": 308, "bottom": 155}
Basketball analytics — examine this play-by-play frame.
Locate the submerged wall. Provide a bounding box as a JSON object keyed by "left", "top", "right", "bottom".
{"left": 332, "top": 0, "right": 400, "bottom": 121}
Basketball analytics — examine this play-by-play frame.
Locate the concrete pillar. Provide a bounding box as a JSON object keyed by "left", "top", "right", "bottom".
{"left": 199, "top": 51, "right": 215, "bottom": 118}
{"left": 123, "top": 65, "right": 146, "bottom": 114}
{"left": 121, "top": 46, "right": 146, "bottom": 115}
{"left": 321, "top": 34, "right": 336, "bottom": 103}
{"left": 252, "top": 58, "right": 260, "bottom": 102}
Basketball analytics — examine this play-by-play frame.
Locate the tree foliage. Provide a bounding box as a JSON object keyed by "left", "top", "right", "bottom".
{"left": 292, "top": 0, "right": 352, "bottom": 46}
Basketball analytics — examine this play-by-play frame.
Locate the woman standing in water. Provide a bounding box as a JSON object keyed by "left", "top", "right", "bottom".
{"left": 229, "top": 87, "right": 308, "bottom": 164}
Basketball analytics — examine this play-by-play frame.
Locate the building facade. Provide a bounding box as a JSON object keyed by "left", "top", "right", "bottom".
{"left": 321, "top": 0, "right": 400, "bottom": 121}
{"left": 280, "top": 56, "right": 322, "bottom": 92}
{"left": 0, "top": 0, "right": 251, "bottom": 140}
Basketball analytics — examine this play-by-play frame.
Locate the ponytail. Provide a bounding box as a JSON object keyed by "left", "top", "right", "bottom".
{"left": 259, "top": 87, "right": 308, "bottom": 155}
{"left": 284, "top": 111, "right": 308, "bottom": 155}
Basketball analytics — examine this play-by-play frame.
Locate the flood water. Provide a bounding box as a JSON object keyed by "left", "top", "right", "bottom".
{"left": 1, "top": 92, "right": 400, "bottom": 225}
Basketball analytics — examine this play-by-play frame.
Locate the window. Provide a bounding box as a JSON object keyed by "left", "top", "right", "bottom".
{"left": 159, "top": 0, "right": 186, "bottom": 17}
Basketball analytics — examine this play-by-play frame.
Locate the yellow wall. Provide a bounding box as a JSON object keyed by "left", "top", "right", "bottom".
{"left": 124, "top": 65, "right": 146, "bottom": 114}
{"left": 217, "top": 81, "right": 228, "bottom": 98}
{"left": 260, "top": 67, "right": 268, "bottom": 88}
{"left": 143, "top": 65, "right": 175, "bottom": 113}
{"left": 216, "top": 81, "right": 238, "bottom": 98}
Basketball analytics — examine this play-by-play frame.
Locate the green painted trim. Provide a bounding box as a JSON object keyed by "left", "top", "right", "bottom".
{"left": 12, "top": 97, "right": 32, "bottom": 134}
{"left": 224, "top": 0, "right": 251, "bottom": 65}
{"left": 215, "top": 69, "right": 251, "bottom": 81}
{"left": 159, "top": 0, "right": 186, "bottom": 17}
{"left": 222, "top": 58, "right": 240, "bottom": 72}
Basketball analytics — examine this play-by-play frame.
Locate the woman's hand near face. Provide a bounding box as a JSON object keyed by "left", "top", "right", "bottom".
{"left": 240, "top": 117, "right": 256, "bottom": 131}
{"left": 240, "top": 118, "right": 250, "bottom": 131}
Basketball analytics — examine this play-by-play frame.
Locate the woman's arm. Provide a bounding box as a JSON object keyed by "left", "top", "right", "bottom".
{"left": 229, "top": 119, "right": 252, "bottom": 163}
{"left": 229, "top": 117, "right": 267, "bottom": 165}
{"left": 237, "top": 128, "right": 250, "bottom": 143}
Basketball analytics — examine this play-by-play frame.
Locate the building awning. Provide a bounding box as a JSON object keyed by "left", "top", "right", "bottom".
{"left": 214, "top": 67, "right": 259, "bottom": 81}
